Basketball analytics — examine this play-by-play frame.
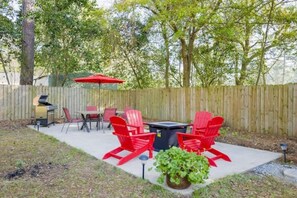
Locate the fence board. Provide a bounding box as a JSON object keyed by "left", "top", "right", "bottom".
{"left": 282, "top": 85, "right": 288, "bottom": 136}
{"left": 287, "top": 84, "right": 294, "bottom": 137}
{"left": 255, "top": 86, "right": 260, "bottom": 133}
{"left": 276, "top": 86, "right": 281, "bottom": 135}
{"left": 264, "top": 86, "right": 269, "bottom": 133}
{"left": 0, "top": 84, "right": 296, "bottom": 137}
{"left": 251, "top": 86, "right": 256, "bottom": 132}
{"left": 293, "top": 85, "right": 297, "bottom": 136}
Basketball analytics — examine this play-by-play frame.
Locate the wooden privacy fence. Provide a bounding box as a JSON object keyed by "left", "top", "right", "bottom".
{"left": 0, "top": 84, "right": 296, "bottom": 137}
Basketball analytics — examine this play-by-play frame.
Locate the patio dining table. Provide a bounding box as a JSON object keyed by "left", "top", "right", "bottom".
{"left": 77, "top": 110, "right": 124, "bottom": 132}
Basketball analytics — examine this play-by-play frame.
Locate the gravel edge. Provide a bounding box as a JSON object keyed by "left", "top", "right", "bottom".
{"left": 249, "top": 161, "right": 297, "bottom": 185}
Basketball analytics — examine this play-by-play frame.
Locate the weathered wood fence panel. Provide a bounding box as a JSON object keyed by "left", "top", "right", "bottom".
{"left": 0, "top": 84, "right": 296, "bottom": 137}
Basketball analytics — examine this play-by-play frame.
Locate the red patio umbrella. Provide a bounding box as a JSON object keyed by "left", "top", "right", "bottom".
{"left": 74, "top": 73, "right": 125, "bottom": 84}
{"left": 74, "top": 74, "right": 125, "bottom": 110}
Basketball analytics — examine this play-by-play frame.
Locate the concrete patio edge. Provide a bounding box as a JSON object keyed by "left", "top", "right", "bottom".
{"left": 28, "top": 124, "right": 282, "bottom": 196}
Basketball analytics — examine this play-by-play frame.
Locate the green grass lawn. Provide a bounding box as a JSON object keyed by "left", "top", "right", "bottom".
{"left": 1, "top": 127, "right": 296, "bottom": 197}
{"left": 194, "top": 174, "right": 297, "bottom": 198}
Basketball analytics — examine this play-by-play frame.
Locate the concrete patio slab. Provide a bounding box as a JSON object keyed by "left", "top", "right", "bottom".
{"left": 28, "top": 124, "right": 282, "bottom": 196}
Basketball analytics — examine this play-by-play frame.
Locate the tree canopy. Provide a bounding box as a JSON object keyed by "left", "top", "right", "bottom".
{"left": 1, "top": 0, "right": 297, "bottom": 88}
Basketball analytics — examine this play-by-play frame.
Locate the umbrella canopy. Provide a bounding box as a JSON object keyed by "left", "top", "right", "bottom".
{"left": 74, "top": 74, "right": 125, "bottom": 84}
{"left": 73, "top": 74, "right": 124, "bottom": 111}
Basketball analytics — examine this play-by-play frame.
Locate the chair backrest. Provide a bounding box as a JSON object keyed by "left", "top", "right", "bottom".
{"left": 110, "top": 116, "right": 134, "bottom": 150}
{"left": 102, "top": 108, "right": 117, "bottom": 122}
{"left": 121, "top": 106, "right": 133, "bottom": 120}
{"left": 62, "top": 107, "right": 72, "bottom": 122}
{"left": 86, "top": 105, "right": 98, "bottom": 119}
{"left": 201, "top": 116, "right": 224, "bottom": 148}
{"left": 126, "top": 109, "right": 144, "bottom": 134}
{"left": 192, "top": 111, "right": 212, "bottom": 135}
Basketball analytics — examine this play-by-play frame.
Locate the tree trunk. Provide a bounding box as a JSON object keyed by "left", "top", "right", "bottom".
{"left": 161, "top": 24, "right": 170, "bottom": 88}
{"left": 234, "top": 53, "right": 239, "bottom": 85}
{"left": 180, "top": 38, "right": 190, "bottom": 87}
{"left": 0, "top": 53, "right": 11, "bottom": 85}
{"left": 187, "top": 30, "right": 195, "bottom": 87}
{"left": 256, "top": 0, "right": 274, "bottom": 85}
{"left": 236, "top": 19, "right": 251, "bottom": 85}
{"left": 237, "top": 59, "right": 248, "bottom": 85}
{"left": 20, "top": 0, "right": 35, "bottom": 85}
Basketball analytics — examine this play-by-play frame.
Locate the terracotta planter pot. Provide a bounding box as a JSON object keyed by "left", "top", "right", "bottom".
{"left": 166, "top": 174, "right": 191, "bottom": 189}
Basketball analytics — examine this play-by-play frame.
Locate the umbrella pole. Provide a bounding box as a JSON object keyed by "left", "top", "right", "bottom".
{"left": 98, "top": 83, "right": 101, "bottom": 130}
{"left": 99, "top": 83, "right": 101, "bottom": 111}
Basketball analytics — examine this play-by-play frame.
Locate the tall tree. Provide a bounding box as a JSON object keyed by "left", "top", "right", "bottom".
{"left": 117, "top": 0, "right": 223, "bottom": 87}
{"left": 35, "top": 0, "right": 105, "bottom": 86}
{"left": 161, "top": 23, "right": 171, "bottom": 88}
{"left": 0, "top": 0, "right": 16, "bottom": 85}
{"left": 103, "top": 11, "right": 155, "bottom": 89}
{"left": 192, "top": 35, "right": 234, "bottom": 87}
{"left": 219, "top": 0, "right": 297, "bottom": 85}
{"left": 20, "top": 0, "right": 34, "bottom": 85}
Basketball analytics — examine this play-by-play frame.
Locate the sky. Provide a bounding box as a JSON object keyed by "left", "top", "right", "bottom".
{"left": 10, "top": 0, "right": 115, "bottom": 9}
{"left": 96, "top": 0, "right": 115, "bottom": 8}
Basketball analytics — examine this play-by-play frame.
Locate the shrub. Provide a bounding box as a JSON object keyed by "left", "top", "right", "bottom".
{"left": 153, "top": 147, "right": 209, "bottom": 185}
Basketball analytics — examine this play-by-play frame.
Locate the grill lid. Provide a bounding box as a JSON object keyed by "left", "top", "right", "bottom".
{"left": 33, "top": 95, "right": 52, "bottom": 106}
{"left": 38, "top": 95, "right": 48, "bottom": 104}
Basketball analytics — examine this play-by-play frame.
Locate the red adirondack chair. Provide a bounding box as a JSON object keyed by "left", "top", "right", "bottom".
{"left": 126, "top": 109, "right": 148, "bottom": 134}
{"left": 103, "top": 116, "right": 156, "bottom": 165}
{"left": 121, "top": 106, "right": 133, "bottom": 121}
{"left": 190, "top": 111, "right": 212, "bottom": 135}
{"left": 86, "top": 105, "right": 99, "bottom": 130}
{"left": 177, "top": 116, "right": 231, "bottom": 167}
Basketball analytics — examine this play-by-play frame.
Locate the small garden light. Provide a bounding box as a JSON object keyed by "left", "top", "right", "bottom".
{"left": 139, "top": 154, "right": 149, "bottom": 179}
{"left": 280, "top": 143, "right": 288, "bottom": 163}
{"left": 36, "top": 121, "right": 41, "bottom": 131}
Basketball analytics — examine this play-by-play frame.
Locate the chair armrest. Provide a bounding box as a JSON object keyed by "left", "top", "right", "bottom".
{"left": 128, "top": 129, "right": 136, "bottom": 133}
{"left": 132, "top": 133, "right": 155, "bottom": 138}
{"left": 127, "top": 124, "right": 139, "bottom": 129}
{"left": 176, "top": 132, "right": 203, "bottom": 139}
{"left": 128, "top": 124, "right": 146, "bottom": 134}
{"left": 196, "top": 127, "right": 207, "bottom": 131}
{"left": 128, "top": 129, "right": 138, "bottom": 135}
{"left": 194, "top": 128, "right": 207, "bottom": 135}
{"left": 113, "top": 132, "right": 130, "bottom": 138}
{"left": 132, "top": 133, "right": 156, "bottom": 142}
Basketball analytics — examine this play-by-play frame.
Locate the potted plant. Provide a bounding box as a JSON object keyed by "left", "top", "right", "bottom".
{"left": 152, "top": 146, "right": 209, "bottom": 189}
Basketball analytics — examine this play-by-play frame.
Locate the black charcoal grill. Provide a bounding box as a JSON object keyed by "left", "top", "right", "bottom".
{"left": 33, "top": 95, "right": 57, "bottom": 127}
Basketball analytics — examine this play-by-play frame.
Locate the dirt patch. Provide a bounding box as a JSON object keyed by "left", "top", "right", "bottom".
{"left": 4, "top": 169, "right": 26, "bottom": 180}
{"left": 0, "top": 120, "right": 33, "bottom": 130}
{"left": 4, "top": 162, "right": 69, "bottom": 180}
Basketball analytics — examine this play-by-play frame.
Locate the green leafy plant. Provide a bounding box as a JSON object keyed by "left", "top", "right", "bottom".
{"left": 153, "top": 147, "right": 210, "bottom": 186}
{"left": 219, "top": 127, "right": 228, "bottom": 137}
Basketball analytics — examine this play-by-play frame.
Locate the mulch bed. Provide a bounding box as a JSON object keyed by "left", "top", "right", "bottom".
{"left": 217, "top": 128, "right": 297, "bottom": 165}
